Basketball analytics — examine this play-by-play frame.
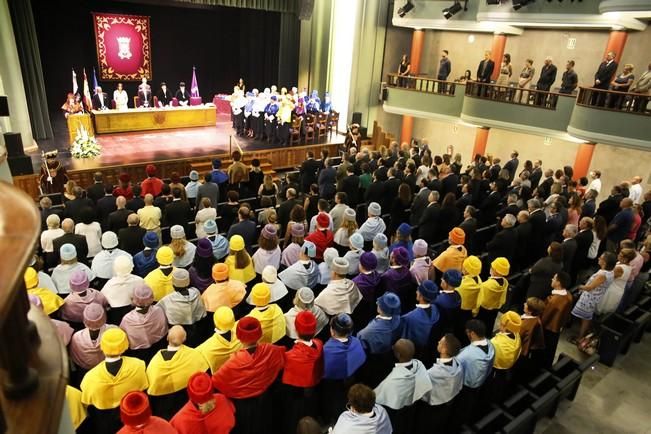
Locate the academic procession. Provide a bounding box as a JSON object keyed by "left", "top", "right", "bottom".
{"left": 1, "top": 0, "right": 651, "bottom": 433}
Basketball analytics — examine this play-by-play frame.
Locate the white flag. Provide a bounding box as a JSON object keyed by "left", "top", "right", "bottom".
{"left": 72, "top": 68, "right": 78, "bottom": 95}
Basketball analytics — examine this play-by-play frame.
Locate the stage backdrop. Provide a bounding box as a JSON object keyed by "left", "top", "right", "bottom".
{"left": 31, "top": 0, "right": 288, "bottom": 117}
{"left": 93, "top": 13, "right": 152, "bottom": 81}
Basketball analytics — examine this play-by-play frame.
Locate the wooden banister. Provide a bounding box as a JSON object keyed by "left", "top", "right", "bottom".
{"left": 0, "top": 181, "right": 67, "bottom": 433}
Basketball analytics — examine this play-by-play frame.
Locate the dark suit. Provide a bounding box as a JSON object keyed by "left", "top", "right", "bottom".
{"left": 486, "top": 226, "right": 518, "bottom": 263}
{"left": 384, "top": 178, "right": 401, "bottom": 210}
{"left": 477, "top": 59, "right": 495, "bottom": 83}
{"left": 593, "top": 60, "right": 618, "bottom": 106}
{"left": 559, "top": 70, "right": 578, "bottom": 94}
{"left": 338, "top": 175, "right": 360, "bottom": 208}
{"left": 537, "top": 177, "right": 554, "bottom": 200}
{"left": 419, "top": 203, "right": 441, "bottom": 245}
{"left": 411, "top": 188, "right": 431, "bottom": 226}
{"left": 108, "top": 208, "right": 133, "bottom": 233}
{"left": 86, "top": 183, "right": 106, "bottom": 204}
{"left": 164, "top": 199, "right": 192, "bottom": 230}
{"left": 92, "top": 92, "right": 109, "bottom": 110}
{"left": 227, "top": 220, "right": 257, "bottom": 253}
{"left": 459, "top": 217, "right": 478, "bottom": 253}
{"left": 175, "top": 89, "right": 190, "bottom": 105}
{"left": 119, "top": 226, "right": 147, "bottom": 256}
{"left": 480, "top": 191, "right": 501, "bottom": 226}
{"left": 545, "top": 213, "right": 564, "bottom": 244}
{"left": 488, "top": 164, "right": 501, "bottom": 182}
{"left": 278, "top": 198, "right": 300, "bottom": 235}
{"left": 441, "top": 174, "right": 459, "bottom": 199}
{"left": 561, "top": 238, "right": 578, "bottom": 274}
{"left": 596, "top": 194, "right": 623, "bottom": 224}
{"left": 53, "top": 233, "right": 89, "bottom": 265}
{"left": 573, "top": 229, "right": 594, "bottom": 278}
{"left": 528, "top": 209, "right": 547, "bottom": 263}
{"left": 536, "top": 64, "right": 558, "bottom": 106}
{"left": 96, "top": 195, "right": 117, "bottom": 231}
{"left": 365, "top": 181, "right": 386, "bottom": 208}
{"left": 300, "top": 158, "right": 322, "bottom": 193}
{"left": 455, "top": 193, "right": 472, "bottom": 214}
{"left": 530, "top": 168, "right": 543, "bottom": 189}
{"left": 138, "top": 84, "right": 153, "bottom": 107}
{"left": 318, "top": 167, "right": 337, "bottom": 200}
{"left": 127, "top": 197, "right": 145, "bottom": 213}
{"left": 514, "top": 221, "right": 532, "bottom": 271}
{"left": 157, "top": 88, "right": 174, "bottom": 107}
{"left": 503, "top": 158, "right": 519, "bottom": 184}
{"left": 497, "top": 203, "right": 520, "bottom": 220}
{"left": 64, "top": 197, "right": 95, "bottom": 222}
{"left": 581, "top": 199, "right": 596, "bottom": 218}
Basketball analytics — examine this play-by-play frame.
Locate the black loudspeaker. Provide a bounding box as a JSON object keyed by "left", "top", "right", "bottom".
{"left": 8, "top": 155, "right": 33, "bottom": 176}
{"left": 352, "top": 112, "right": 362, "bottom": 125}
{"left": 3, "top": 133, "right": 24, "bottom": 157}
{"left": 359, "top": 126, "right": 368, "bottom": 139}
{"left": 0, "top": 96, "right": 8, "bottom": 116}
{"left": 298, "top": 0, "right": 315, "bottom": 20}
{"left": 381, "top": 87, "right": 388, "bottom": 101}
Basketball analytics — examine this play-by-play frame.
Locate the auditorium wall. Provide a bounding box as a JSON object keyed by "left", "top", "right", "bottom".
{"left": 31, "top": 0, "right": 283, "bottom": 117}
{"left": 589, "top": 144, "right": 651, "bottom": 202}
{"left": 419, "top": 31, "right": 494, "bottom": 81}
{"left": 620, "top": 27, "right": 651, "bottom": 74}
{"left": 410, "top": 118, "right": 476, "bottom": 158}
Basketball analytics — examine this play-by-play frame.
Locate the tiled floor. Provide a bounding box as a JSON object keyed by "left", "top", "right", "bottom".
{"left": 535, "top": 330, "right": 651, "bottom": 433}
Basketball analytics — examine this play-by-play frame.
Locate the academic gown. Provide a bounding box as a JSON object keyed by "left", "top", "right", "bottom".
{"left": 147, "top": 345, "right": 210, "bottom": 419}
{"left": 212, "top": 344, "right": 285, "bottom": 434}
{"left": 202, "top": 280, "right": 246, "bottom": 312}
{"left": 284, "top": 306, "right": 329, "bottom": 340}
{"left": 120, "top": 306, "right": 169, "bottom": 357}
{"left": 401, "top": 305, "right": 440, "bottom": 359}
{"left": 352, "top": 271, "right": 383, "bottom": 328}
{"left": 80, "top": 357, "right": 148, "bottom": 409}
{"left": 196, "top": 330, "right": 242, "bottom": 373}
{"left": 117, "top": 417, "right": 177, "bottom": 434}
{"left": 314, "top": 278, "right": 362, "bottom": 315}
{"left": 331, "top": 404, "right": 393, "bottom": 434}
{"left": 169, "top": 394, "right": 236, "bottom": 434}
{"left": 133, "top": 249, "right": 159, "bottom": 277}
{"left": 381, "top": 267, "right": 415, "bottom": 313}
{"left": 434, "top": 290, "right": 462, "bottom": 333}
{"left": 278, "top": 260, "right": 320, "bottom": 290}
{"left": 247, "top": 304, "right": 286, "bottom": 343}
{"left": 28, "top": 286, "right": 64, "bottom": 315}
{"left": 417, "top": 358, "right": 463, "bottom": 434}
{"left": 144, "top": 268, "right": 176, "bottom": 302}
{"left": 375, "top": 360, "right": 432, "bottom": 434}
{"left": 70, "top": 325, "right": 117, "bottom": 371}
{"left": 356, "top": 316, "right": 402, "bottom": 388}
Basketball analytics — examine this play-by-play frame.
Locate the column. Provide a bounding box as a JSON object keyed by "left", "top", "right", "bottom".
{"left": 604, "top": 30, "right": 627, "bottom": 64}
{"left": 572, "top": 142, "right": 596, "bottom": 180}
{"left": 472, "top": 127, "right": 490, "bottom": 157}
{"left": 490, "top": 34, "right": 507, "bottom": 81}
{"left": 400, "top": 28, "right": 424, "bottom": 145}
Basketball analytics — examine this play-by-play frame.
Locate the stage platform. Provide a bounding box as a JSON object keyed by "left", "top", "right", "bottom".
{"left": 18, "top": 113, "right": 350, "bottom": 199}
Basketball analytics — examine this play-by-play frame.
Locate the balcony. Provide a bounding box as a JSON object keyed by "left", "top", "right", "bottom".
{"left": 383, "top": 73, "right": 465, "bottom": 121}
{"left": 460, "top": 82, "right": 577, "bottom": 138}
{"left": 567, "top": 87, "right": 651, "bottom": 150}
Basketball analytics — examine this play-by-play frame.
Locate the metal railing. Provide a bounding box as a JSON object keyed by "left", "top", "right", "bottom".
{"left": 387, "top": 73, "right": 459, "bottom": 96}
{"left": 576, "top": 87, "right": 650, "bottom": 115}
{"left": 464, "top": 81, "right": 574, "bottom": 110}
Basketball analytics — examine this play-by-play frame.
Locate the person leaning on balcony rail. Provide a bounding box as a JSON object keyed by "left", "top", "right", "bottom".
{"left": 592, "top": 51, "right": 618, "bottom": 106}
{"left": 559, "top": 60, "right": 578, "bottom": 95}
{"left": 398, "top": 53, "right": 411, "bottom": 87}
{"left": 535, "top": 56, "right": 557, "bottom": 106}
{"left": 630, "top": 62, "right": 651, "bottom": 113}
{"left": 516, "top": 58, "right": 535, "bottom": 102}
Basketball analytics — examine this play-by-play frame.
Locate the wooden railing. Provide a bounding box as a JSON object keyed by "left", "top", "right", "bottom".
{"left": 575, "top": 86, "right": 650, "bottom": 115}
{"left": 0, "top": 182, "right": 67, "bottom": 433}
{"left": 464, "top": 81, "right": 574, "bottom": 110}
{"left": 387, "top": 73, "right": 459, "bottom": 96}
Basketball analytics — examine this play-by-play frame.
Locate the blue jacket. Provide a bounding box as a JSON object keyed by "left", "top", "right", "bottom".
{"left": 133, "top": 249, "right": 158, "bottom": 277}
{"left": 456, "top": 341, "right": 495, "bottom": 388}
{"left": 401, "top": 305, "right": 440, "bottom": 348}
{"left": 357, "top": 317, "right": 401, "bottom": 354}
{"left": 323, "top": 336, "right": 367, "bottom": 380}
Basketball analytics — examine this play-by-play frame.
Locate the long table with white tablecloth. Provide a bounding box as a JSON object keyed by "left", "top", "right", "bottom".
{"left": 91, "top": 105, "right": 217, "bottom": 134}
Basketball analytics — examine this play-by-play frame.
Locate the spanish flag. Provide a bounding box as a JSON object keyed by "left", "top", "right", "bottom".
{"left": 82, "top": 68, "right": 92, "bottom": 110}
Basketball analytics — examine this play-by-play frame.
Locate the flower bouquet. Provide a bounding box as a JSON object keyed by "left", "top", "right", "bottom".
{"left": 70, "top": 125, "right": 101, "bottom": 159}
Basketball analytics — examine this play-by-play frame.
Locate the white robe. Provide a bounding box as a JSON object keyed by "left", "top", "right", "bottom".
{"left": 421, "top": 358, "right": 464, "bottom": 405}
{"left": 52, "top": 263, "right": 96, "bottom": 295}
{"left": 91, "top": 249, "right": 132, "bottom": 279}
{"left": 172, "top": 241, "right": 197, "bottom": 269}
{"left": 284, "top": 306, "right": 329, "bottom": 339}
{"left": 331, "top": 404, "right": 393, "bottom": 434}
{"left": 101, "top": 274, "right": 144, "bottom": 308}
{"left": 314, "top": 278, "right": 362, "bottom": 315}
{"left": 278, "top": 260, "right": 320, "bottom": 290}
{"left": 157, "top": 288, "right": 207, "bottom": 325}
{"left": 246, "top": 279, "right": 288, "bottom": 305}
{"left": 374, "top": 359, "right": 432, "bottom": 410}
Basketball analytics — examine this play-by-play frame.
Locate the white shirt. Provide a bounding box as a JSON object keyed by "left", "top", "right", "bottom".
{"left": 75, "top": 222, "right": 102, "bottom": 257}
{"left": 588, "top": 178, "right": 602, "bottom": 194}
{"left": 629, "top": 183, "right": 643, "bottom": 205}
{"left": 41, "top": 228, "right": 64, "bottom": 253}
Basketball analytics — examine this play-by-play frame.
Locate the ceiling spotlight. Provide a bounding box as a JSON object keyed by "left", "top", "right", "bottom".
{"left": 513, "top": 0, "right": 534, "bottom": 10}
{"left": 486, "top": 0, "right": 501, "bottom": 4}
{"left": 443, "top": 1, "right": 463, "bottom": 19}
{"left": 397, "top": 0, "right": 415, "bottom": 18}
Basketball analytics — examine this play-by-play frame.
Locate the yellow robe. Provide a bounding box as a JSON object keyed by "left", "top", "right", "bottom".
{"left": 224, "top": 255, "right": 256, "bottom": 284}
{"left": 28, "top": 287, "right": 64, "bottom": 315}
{"left": 146, "top": 345, "right": 210, "bottom": 396}
{"left": 202, "top": 280, "right": 246, "bottom": 311}
{"left": 196, "top": 330, "right": 242, "bottom": 373}
{"left": 144, "top": 268, "right": 175, "bottom": 301}
{"left": 80, "top": 356, "right": 148, "bottom": 410}
{"left": 457, "top": 275, "right": 482, "bottom": 311}
{"left": 491, "top": 332, "right": 522, "bottom": 370}
{"left": 247, "top": 304, "right": 286, "bottom": 343}
{"left": 474, "top": 277, "right": 508, "bottom": 314}
{"left": 66, "top": 386, "right": 87, "bottom": 429}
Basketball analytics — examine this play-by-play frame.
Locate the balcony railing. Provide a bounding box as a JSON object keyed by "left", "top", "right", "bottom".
{"left": 387, "top": 73, "right": 458, "bottom": 96}
{"left": 575, "top": 87, "right": 650, "bottom": 116}
{"left": 464, "top": 81, "right": 575, "bottom": 110}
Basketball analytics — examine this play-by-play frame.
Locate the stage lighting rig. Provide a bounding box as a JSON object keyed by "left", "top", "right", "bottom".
{"left": 398, "top": 0, "right": 415, "bottom": 17}
{"left": 486, "top": 0, "right": 501, "bottom": 4}
{"left": 443, "top": 1, "right": 467, "bottom": 19}
{"left": 513, "top": 0, "right": 534, "bottom": 10}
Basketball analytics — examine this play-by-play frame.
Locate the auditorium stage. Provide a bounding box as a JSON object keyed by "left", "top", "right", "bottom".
{"left": 32, "top": 112, "right": 347, "bottom": 171}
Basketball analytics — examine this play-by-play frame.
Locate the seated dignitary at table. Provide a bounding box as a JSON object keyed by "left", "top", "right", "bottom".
{"left": 138, "top": 77, "right": 153, "bottom": 107}
{"left": 175, "top": 81, "right": 191, "bottom": 106}
{"left": 92, "top": 86, "right": 109, "bottom": 110}
{"left": 113, "top": 82, "right": 129, "bottom": 110}
{"left": 157, "top": 82, "right": 173, "bottom": 107}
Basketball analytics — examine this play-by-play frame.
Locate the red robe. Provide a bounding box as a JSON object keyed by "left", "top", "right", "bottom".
{"left": 305, "top": 229, "right": 334, "bottom": 261}
{"left": 116, "top": 416, "right": 177, "bottom": 434}
{"left": 212, "top": 344, "right": 285, "bottom": 399}
{"left": 141, "top": 177, "right": 164, "bottom": 197}
{"left": 170, "top": 394, "right": 235, "bottom": 434}
{"left": 282, "top": 340, "right": 324, "bottom": 388}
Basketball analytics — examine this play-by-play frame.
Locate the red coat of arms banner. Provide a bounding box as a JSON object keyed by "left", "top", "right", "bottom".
{"left": 92, "top": 13, "right": 152, "bottom": 81}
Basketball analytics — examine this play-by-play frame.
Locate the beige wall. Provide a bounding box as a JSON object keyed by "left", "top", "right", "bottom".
{"left": 620, "top": 27, "right": 651, "bottom": 79}
{"left": 589, "top": 144, "right": 651, "bottom": 201}
{"left": 383, "top": 24, "right": 413, "bottom": 80}
{"left": 411, "top": 118, "right": 476, "bottom": 160}
{"left": 420, "top": 31, "right": 494, "bottom": 80}
{"left": 505, "top": 29, "right": 609, "bottom": 88}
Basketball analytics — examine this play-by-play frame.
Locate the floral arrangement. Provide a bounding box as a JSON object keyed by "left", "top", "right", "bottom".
{"left": 70, "top": 125, "right": 101, "bottom": 159}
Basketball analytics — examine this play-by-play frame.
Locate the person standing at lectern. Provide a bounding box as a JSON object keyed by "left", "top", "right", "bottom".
{"left": 61, "top": 93, "right": 83, "bottom": 118}
{"left": 157, "top": 82, "right": 173, "bottom": 108}
{"left": 92, "top": 86, "right": 109, "bottom": 110}
{"left": 113, "top": 83, "right": 129, "bottom": 111}
{"left": 175, "top": 82, "right": 190, "bottom": 106}
{"left": 138, "top": 77, "right": 152, "bottom": 108}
